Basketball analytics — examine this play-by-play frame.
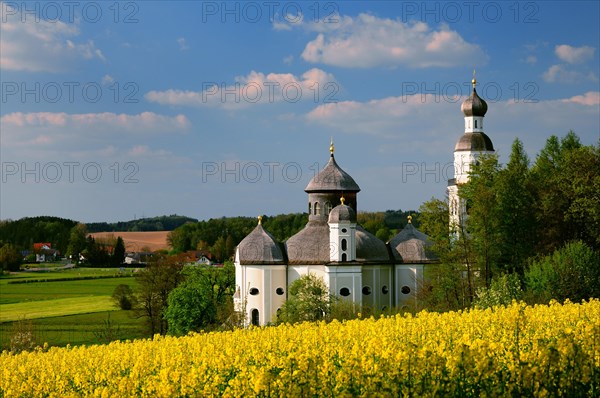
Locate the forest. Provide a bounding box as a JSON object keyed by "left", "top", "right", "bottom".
{"left": 418, "top": 131, "right": 600, "bottom": 310}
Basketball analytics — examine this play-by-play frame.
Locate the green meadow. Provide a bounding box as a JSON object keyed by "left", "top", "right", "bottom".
{"left": 0, "top": 267, "right": 146, "bottom": 349}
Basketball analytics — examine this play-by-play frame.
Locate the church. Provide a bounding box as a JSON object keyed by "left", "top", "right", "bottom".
{"left": 234, "top": 76, "right": 494, "bottom": 326}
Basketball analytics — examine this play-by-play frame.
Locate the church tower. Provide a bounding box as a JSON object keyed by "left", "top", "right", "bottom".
{"left": 328, "top": 197, "right": 357, "bottom": 262}
{"left": 448, "top": 74, "right": 495, "bottom": 233}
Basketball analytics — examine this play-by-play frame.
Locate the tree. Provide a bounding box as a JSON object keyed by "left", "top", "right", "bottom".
{"left": 133, "top": 253, "right": 186, "bottom": 335}
{"left": 473, "top": 273, "right": 523, "bottom": 309}
{"left": 525, "top": 240, "right": 600, "bottom": 303}
{"left": 276, "top": 274, "right": 333, "bottom": 324}
{"left": 112, "top": 284, "right": 134, "bottom": 310}
{"left": 112, "top": 237, "right": 126, "bottom": 266}
{"left": 66, "top": 223, "right": 88, "bottom": 263}
{"left": 0, "top": 243, "right": 21, "bottom": 272}
{"left": 418, "top": 198, "right": 476, "bottom": 310}
{"left": 495, "top": 139, "right": 537, "bottom": 276}
{"left": 164, "top": 262, "right": 235, "bottom": 335}
{"left": 460, "top": 154, "right": 502, "bottom": 287}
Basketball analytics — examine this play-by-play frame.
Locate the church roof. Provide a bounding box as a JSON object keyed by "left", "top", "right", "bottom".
{"left": 305, "top": 154, "right": 361, "bottom": 193}
{"left": 356, "top": 226, "right": 392, "bottom": 263}
{"left": 328, "top": 200, "right": 357, "bottom": 223}
{"left": 286, "top": 221, "right": 331, "bottom": 264}
{"left": 454, "top": 132, "right": 495, "bottom": 152}
{"left": 388, "top": 222, "right": 438, "bottom": 264}
{"left": 461, "top": 87, "right": 488, "bottom": 117}
{"left": 237, "top": 222, "right": 286, "bottom": 265}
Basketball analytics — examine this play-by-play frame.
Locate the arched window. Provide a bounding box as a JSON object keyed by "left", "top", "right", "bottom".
{"left": 325, "top": 201, "right": 332, "bottom": 215}
{"left": 314, "top": 202, "right": 320, "bottom": 215}
{"left": 341, "top": 239, "right": 347, "bottom": 251}
{"left": 474, "top": 120, "right": 478, "bottom": 128}
{"left": 251, "top": 309, "right": 259, "bottom": 326}
{"left": 341, "top": 253, "right": 347, "bottom": 262}
{"left": 308, "top": 202, "right": 311, "bottom": 214}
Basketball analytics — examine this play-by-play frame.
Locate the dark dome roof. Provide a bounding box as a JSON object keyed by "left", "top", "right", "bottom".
{"left": 461, "top": 87, "right": 488, "bottom": 117}
{"left": 355, "top": 226, "right": 391, "bottom": 263}
{"left": 305, "top": 155, "right": 360, "bottom": 193}
{"left": 328, "top": 203, "right": 356, "bottom": 223}
{"left": 286, "top": 221, "right": 330, "bottom": 264}
{"left": 388, "top": 223, "right": 438, "bottom": 263}
{"left": 237, "top": 223, "right": 285, "bottom": 265}
{"left": 455, "top": 132, "right": 495, "bottom": 152}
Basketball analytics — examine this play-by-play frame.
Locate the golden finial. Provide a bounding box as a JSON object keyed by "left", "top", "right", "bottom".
{"left": 407, "top": 215, "right": 412, "bottom": 224}
{"left": 340, "top": 196, "right": 345, "bottom": 205}
{"left": 257, "top": 215, "right": 263, "bottom": 225}
{"left": 472, "top": 69, "right": 477, "bottom": 87}
{"left": 329, "top": 137, "right": 334, "bottom": 155}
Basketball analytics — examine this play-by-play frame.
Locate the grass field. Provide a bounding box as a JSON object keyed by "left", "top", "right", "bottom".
{"left": 0, "top": 296, "right": 116, "bottom": 322}
{"left": 0, "top": 267, "right": 146, "bottom": 349}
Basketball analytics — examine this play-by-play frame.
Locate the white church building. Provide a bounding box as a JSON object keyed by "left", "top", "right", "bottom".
{"left": 234, "top": 76, "right": 494, "bottom": 326}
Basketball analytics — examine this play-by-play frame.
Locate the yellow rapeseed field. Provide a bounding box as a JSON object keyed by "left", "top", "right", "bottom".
{"left": 1, "top": 300, "right": 599, "bottom": 397}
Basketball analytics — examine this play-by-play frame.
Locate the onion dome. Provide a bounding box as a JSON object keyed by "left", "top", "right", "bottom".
{"left": 237, "top": 216, "right": 285, "bottom": 265}
{"left": 454, "top": 132, "right": 495, "bottom": 151}
{"left": 461, "top": 77, "right": 488, "bottom": 117}
{"left": 305, "top": 140, "right": 360, "bottom": 193}
{"left": 388, "top": 217, "right": 438, "bottom": 263}
{"left": 328, "top": 197, "right": 357, "bottom": 223}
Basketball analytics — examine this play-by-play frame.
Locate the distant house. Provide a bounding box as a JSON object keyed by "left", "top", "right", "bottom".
{"left": 124, "top": 252, "right": 154, "bottom": 265}
{"left": 194, "top": 250, "right": 214, "bottom": 265}
{"left": 33, "top": 243, "right": 59, "bottom": 262}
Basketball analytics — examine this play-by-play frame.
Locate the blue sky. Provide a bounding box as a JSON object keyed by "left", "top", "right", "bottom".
{"left": 1, "top": 1, "right": 599, "bottom": 223}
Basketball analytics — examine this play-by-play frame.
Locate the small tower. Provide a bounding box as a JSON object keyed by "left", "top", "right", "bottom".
{"left": 448, "top": 73, "right": 495, "bottom": 233}
{"left": 328, "top": 197, "right": 357, "bottom": 262}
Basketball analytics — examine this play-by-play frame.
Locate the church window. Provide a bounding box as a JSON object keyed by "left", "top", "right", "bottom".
{"left": 362, "top": 286, "right": 372, "bottom": 295}
{"left": 325, "top": 201, "right": 332, "bottom": 215}
{"left": 249, "top": 287, "right": 259, "bottom": 295}
{"left": 276, "top": 287, "right": 284, "bottom": 295}
{"left": 341, "top": 239, "right": 347, "bottom": 251}
{"left": 251, "top": 309, "right": 259, "bottom": 326}
{"left": 308, "top": 202, "right": 311, "bottom": 214}
{"left": 474, "top": 120, "right": 478, "bottom": 128}
{"left": 401, "top": 286, "right": 411, "bottom": 295}
{"left": 314, "top": 202, "right": 320, "bottom": 215}
{"left": 341, "top": 253, "right": 347, "bottom": 262}
{"left": 382, "top": 285, "right": 389, "bottom": 294}
{"left": 341, "top": 228, "right": 347, "bottom": 233}
{"left": 339, "top": 287, "right": 350, "bottom": 297}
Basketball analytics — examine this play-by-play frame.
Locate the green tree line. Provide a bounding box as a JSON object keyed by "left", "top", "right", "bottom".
{"left": 167, "top": 210, "right": 420, "bottom": 262}
{"left": 86, "top": 214, "right": 198, "bottom": 233}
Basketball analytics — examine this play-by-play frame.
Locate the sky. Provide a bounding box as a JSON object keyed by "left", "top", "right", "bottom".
{"left": 1, "top": 1, "right": 599, "bottom": 223}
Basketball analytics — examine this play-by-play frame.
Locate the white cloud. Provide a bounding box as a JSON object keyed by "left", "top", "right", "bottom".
{"left": 543, "top": 64, "right": 598, "bottom": 83}
{"left": 562, "top": 91, "right": 600, "bottom": 106}
{"left": 102, "top": 74, "right": 115, "bottom": 85}
{"left": 295, "top": 14, "right": 487, "bottom": 68}
{"left": 306, "top": 91, "right": 600, "bottom": 155}
{"left": 145, "top": 68, "right": 338, "bottom": 109}
{"left": 0, "top": 3, "right": 106, "bottom": 72}
{"left": 525, "top": 55, "right": 537, "bottom": 64}
{"left": 128, "top": 145, "right": 172, "bottom": 158}
{"left": 177, "top": 37, "right": 189, "bottom": 51}
{"left": 1, "top": 112, "right": 190, "bottom": 147}
{"left": 555, "top": 44, "right": 595, "bottom": 64}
